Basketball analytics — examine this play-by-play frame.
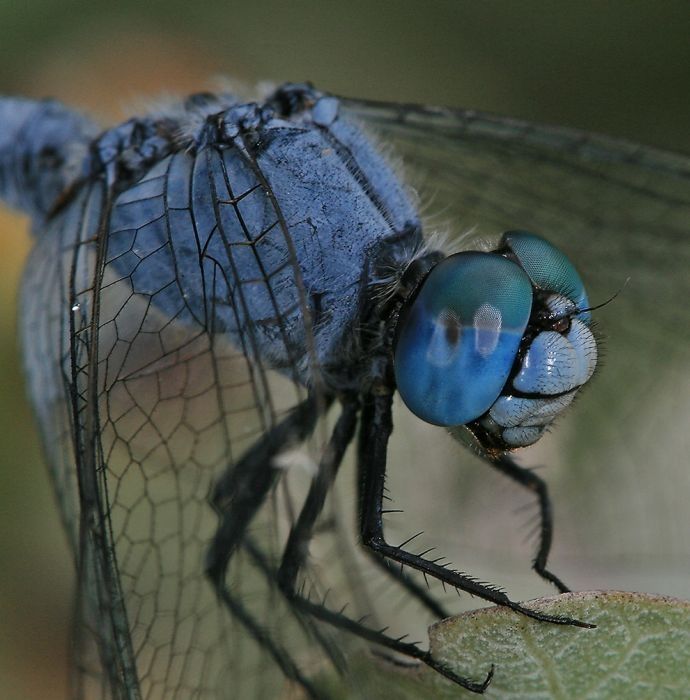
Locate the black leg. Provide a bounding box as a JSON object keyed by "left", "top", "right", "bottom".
{"left": 204, "top": 395, "right": 327, "bottom": 700}
{"left": 205, "top": 395, "right": 323, "bottom": 587}
{"left": 215, "top": 582, "right": 324, "bottom": 699}
{"left": 261, "top": 400, "right": 490, "bottom": 694}
{"left": 277, "top": 398, "right": 360, "bottom": 592}
{"left": 365, "top": 551, "right": 450, "bottom": 620}
{"left": 277, "top": 398, "right": 449, "bottom": 620}
{"left": 246, "top": 538, "right": 493, "bottom": 695}
{"left": 206, "top": 393, "right": 433, "bottom": 697}
{"left": 489, "top": 454, "right": 569, "bottom": 593}
{"left": 357, "top": 388, "right": 593, "bottom": 629}
{"left": 234, "top": 398, "right": 412, "bottom": 692}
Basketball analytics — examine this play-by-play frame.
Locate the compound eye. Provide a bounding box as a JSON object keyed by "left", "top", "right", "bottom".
{"left": 503, "top": 231, "right": 591, "bottom": 322}
{"left": 394, "top": 252, "right": 533, "bottom": 426}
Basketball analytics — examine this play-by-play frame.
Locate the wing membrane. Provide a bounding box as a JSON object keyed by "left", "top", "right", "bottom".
{"left": 19, "top": 92, "right": 690, "bottom": 698}
{"left": 19, "top": 126, "right": 338, "bottom": 697}
{"left": 344, "top": 97, "right": 690, "bottom": 578}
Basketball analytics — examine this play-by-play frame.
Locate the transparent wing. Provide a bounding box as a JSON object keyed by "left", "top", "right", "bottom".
{"left": 19, "top": 135, "right": 364, "bottom": 698}
{"left": 19, "top": 93, "right": 690, "bottom": 700}
{"left": 344, "top": 97, "right": 690, "bottom": 596}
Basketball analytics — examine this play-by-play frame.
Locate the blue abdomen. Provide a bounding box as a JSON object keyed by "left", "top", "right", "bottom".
{"left": 0, "top": 97, "right": 97, "bottom": 222}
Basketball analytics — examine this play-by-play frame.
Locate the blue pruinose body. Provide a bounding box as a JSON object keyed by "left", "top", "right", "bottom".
{"left": 105, "top": 96, "right": 422, "bottom": 381}
{"left": 1, "top": 88, "right": 595, "bottom": 421}
{"left": 14, "top": 81, "right": 690, "bottom": 700}
{"left": 1, "top": 91, "right": 421, "bottom": 389}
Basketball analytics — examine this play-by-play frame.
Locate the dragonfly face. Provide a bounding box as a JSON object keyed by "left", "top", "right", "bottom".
{"left": 394, "top": 230, "right": 597, "bottom": 451}
{"left": 2, "top": 81, "right": 689, "bottom": 698}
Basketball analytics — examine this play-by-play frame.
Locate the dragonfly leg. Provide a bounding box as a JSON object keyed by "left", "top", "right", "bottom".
{"left": 258, "top": 399, "right": 487, "bottom": 693}
{"left": 276, "top": 397, "right": 360, "bottom": 593}
{"left": 213, "top": 582, "right": 324, "bottom": 700}
{"left": 488, "top": 455, "right": 570, "bottom": 593}
{"left": 204, "top": 395, "right": 326, "bottom": 699}
{"left": 276, "top": 397, "right": 450, "bottom": 619}
{"left": 205, "top": 395, "right": 323, "bottom": 588}
{"left": 364, "top": 550, "right": 451, "bottom": 619}
{"left": 357, "top": 387, "right": 593, "bottom": 629}
{"left": 246, "top": 538, "right": 493, "bottom": 695}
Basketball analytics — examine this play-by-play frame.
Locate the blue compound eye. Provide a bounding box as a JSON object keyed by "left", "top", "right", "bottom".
{"left": 503, "top": 231, "right": 590, "bottom": 321}
{"left": 394, "top": 252, "right": 533, "bottom": 426}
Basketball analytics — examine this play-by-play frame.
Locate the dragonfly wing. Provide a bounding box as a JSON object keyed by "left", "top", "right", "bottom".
{"left": 19, "top": 125, "right": 347, "bottom": 698}
{"left": 21, "top": 179, "right": 141, "bottom": 697}
{"left": 20, "top": 89, "right": 689, "bottom": 699}
{"left": 344, "top": 97, "right": 690, "bottom": 590}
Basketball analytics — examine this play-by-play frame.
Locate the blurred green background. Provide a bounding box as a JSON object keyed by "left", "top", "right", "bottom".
{"left": 1, "top": 2, "right": 689, "bottom": 698}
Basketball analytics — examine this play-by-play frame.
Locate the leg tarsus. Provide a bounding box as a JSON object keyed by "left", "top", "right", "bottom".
{"left": 293, "top": 593, "right": 494, "bottom": 694}
{"left": 423, "top": 656, "right": 494, "bottom": 694}
{"left": 490, "top": 454, "right": 570, "bottom": 593}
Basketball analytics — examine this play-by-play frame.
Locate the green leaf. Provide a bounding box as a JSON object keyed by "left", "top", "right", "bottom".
{"left": 330, "top": 591, "right": 690, "bottom": 699}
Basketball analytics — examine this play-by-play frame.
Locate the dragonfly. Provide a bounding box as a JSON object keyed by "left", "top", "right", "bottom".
{"left": 1, "top": 82, "right": 689, "bottom": 699}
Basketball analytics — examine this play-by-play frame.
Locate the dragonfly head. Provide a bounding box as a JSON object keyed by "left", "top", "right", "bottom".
{"left": 393, "top": 231, "right": 597, "bottom": 453}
